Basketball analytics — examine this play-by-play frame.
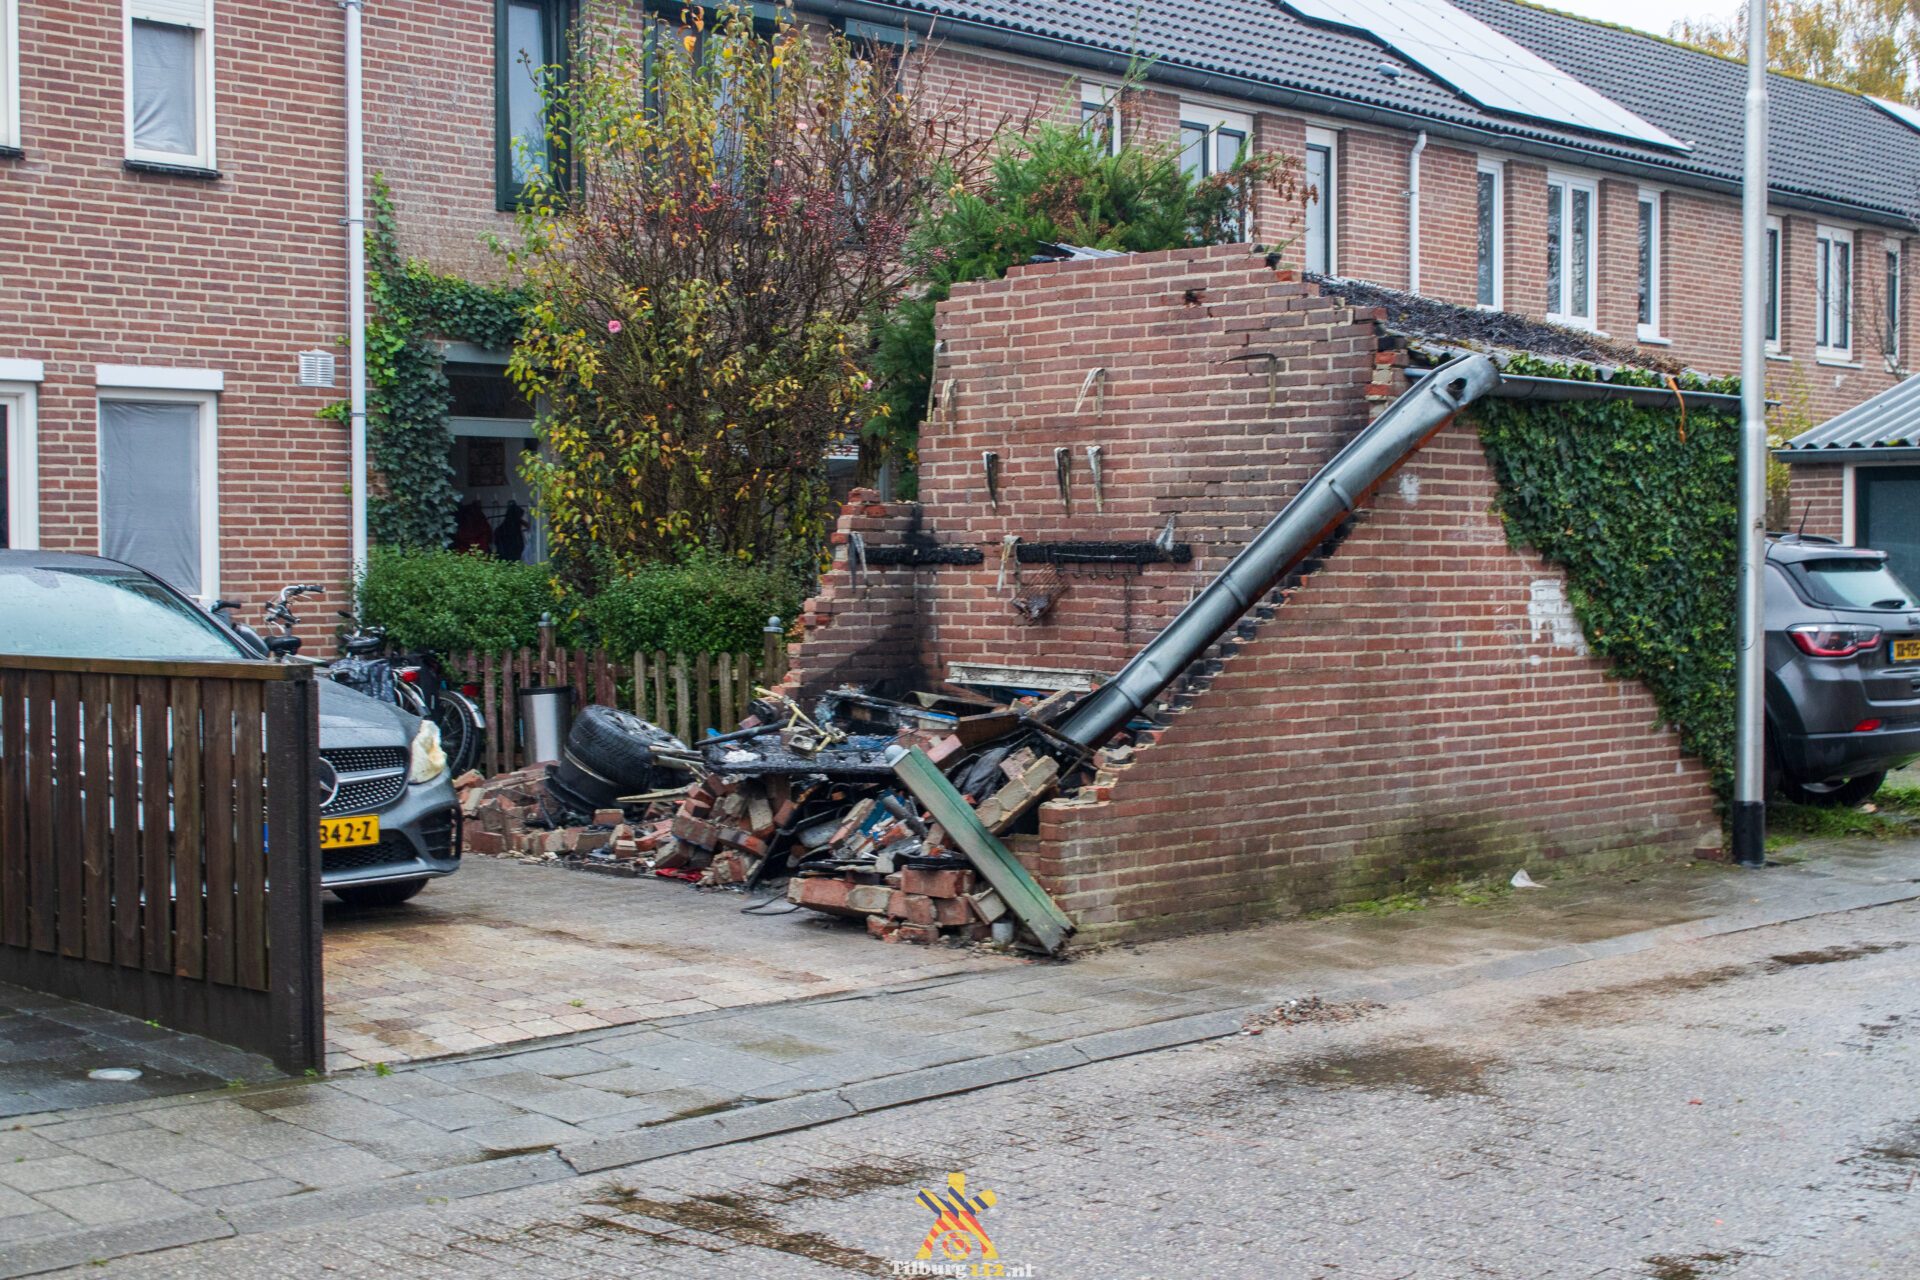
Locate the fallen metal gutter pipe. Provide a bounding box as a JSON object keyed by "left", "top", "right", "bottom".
{"left": 1054, "top": 353, "right": 1502, "bottom": 752}
{"left": 1404, "top": 366, "right": 1751, "bottom": 412}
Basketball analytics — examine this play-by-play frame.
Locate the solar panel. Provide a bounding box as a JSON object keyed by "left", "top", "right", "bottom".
{"left": 1280, "top": 0, "right": 1689, "bottom": 151}
{"left": 1869, "top": 96, "right": 1920, "bottom": 135}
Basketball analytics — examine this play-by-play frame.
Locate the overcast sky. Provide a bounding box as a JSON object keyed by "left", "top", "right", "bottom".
{"left": 1544, "top": 0, "right": 1744, "bottom": 40}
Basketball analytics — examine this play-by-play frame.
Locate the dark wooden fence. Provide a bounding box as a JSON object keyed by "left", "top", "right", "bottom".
{"left": 457, "top": 632, "right": 786, "bottom": 777}
{"left": 0, "top": 656, "right": 323, "bottom": 1073}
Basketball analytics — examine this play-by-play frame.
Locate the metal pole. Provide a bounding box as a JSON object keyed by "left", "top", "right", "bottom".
{"left": 343, "top": 0, "right": 369, "bottom": 583}
{"left": 1732, "top": 0, "right": 1770, "bottom": 866}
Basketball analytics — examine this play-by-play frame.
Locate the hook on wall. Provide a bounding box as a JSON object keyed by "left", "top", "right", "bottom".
{"left": 1053, "top": 446, "right": 1073, "bottom": 513}
{"left": 1073, "top": 366, "right": 1108, "bottom": 420}
{"left": 982, "top": 450, "right": 1001, "bottom": 510}
{"left": 1086, "top": 444, "right": 1104, "bottom": 513}
{"left": 1222, "top": 351, "right": 1282, "bottom": 408}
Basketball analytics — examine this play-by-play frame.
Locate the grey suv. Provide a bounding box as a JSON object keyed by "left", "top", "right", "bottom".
{"left": 0, "top": 552, "right": 461, "bottom": 905}
{"left": 1766, "top": 535, "right": 1920, "bottom": 805}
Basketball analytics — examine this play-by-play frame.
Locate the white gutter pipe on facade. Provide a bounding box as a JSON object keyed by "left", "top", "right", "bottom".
{"left": 344, "top": 0, "right": 369, "bottom": 582}
{"left": 1407, "top": 131, "right": 1427, "bottom": 294}
{"left": 1732, "top": 0, "right": 1770, "bottom": 866}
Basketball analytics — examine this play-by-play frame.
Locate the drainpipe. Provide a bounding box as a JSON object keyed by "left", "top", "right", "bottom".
{"left": 343, "top": 0, "right": 369, "bottom": 583}
{"left": 1407, "top": 131, "right": 1427, "bottom": 295}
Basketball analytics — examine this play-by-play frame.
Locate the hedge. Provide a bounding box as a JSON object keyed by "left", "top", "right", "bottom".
{"left": 356, "top": 547, "right": 556, "bottom": 655}
{"left": 582, "top": 555, "right": 803, "bottom": 657}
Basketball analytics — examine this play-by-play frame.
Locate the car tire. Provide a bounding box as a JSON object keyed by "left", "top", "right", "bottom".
{"left": 565, "top": 706, "right": 686, "bottom": 792}
{"left": 551, "top": 752, "right": 622, "bottom": 811}
{"left": 1780, "top": 770, "right": 1887, "bottom": 807}
{"left": 332, "top": 878, "right": 429, "bottom": 908}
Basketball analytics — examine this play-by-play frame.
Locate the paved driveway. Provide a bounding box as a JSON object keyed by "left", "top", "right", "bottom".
{"left": 321, "top": 858, "right": 1012, "bottom": 1071}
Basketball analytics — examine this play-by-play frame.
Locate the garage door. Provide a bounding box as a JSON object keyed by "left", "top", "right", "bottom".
{"left": 1858, "top": 466, "right": 1920, "bottom": 594}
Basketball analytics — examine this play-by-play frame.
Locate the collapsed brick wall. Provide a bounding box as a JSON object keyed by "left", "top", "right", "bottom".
{"left": 786, "top": 247, "right": 1720, "bottom": 941}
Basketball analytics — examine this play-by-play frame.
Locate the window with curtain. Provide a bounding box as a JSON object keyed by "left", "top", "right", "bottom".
{"left": 1817, "top": 226, "right": 1853, "bottom": 355}
{"left": 1475, "top": 162, "right": 1501, "bottom": 307}
{"left": 1304, "top": 140, "right": 1334, "bottom": 275}
{"left": 1546, "top": 176, "right": 1596, "bottom": 325}
{"left": 496, "top": 0, "right": 569, "bottom": 208}
{"left": 98, "top": 399, "right": 206, "bottom": 596}
{"left": 127, "top": 1, "right": 212, "bottom": 166}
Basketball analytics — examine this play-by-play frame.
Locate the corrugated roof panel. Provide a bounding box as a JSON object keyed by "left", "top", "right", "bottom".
{"left": 1279, "top": 0, "right": 1687, "bottom": 150}
{"left": 1783, "top": 372, "right": 1920, "bottom": 452}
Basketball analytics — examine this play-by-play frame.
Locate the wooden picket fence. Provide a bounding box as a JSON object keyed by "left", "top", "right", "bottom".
{"left": 456, "top": 635, "right": 786, "bottom": 778}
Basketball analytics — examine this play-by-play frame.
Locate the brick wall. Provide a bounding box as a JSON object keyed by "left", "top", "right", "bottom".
{"left": 1787, "top": 464, "right": 1847, "bottom": 540}
{"left": 783, "top": 248, "right": 1719, "bottom": 941}
{"left": 0, "top": 1, "right": 350, "bottom": 625}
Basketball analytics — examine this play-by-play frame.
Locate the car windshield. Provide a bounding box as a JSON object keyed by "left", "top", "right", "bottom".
{"left": 1796, "top": 557, "right": 1918, "bottom": 611}
{"left": 0, "top": 565, "right": 248, "bottom": 660}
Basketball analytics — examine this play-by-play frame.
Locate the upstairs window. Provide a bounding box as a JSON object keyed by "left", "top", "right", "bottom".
{"left": 1475, "top": 159, "right": 1503, "bottom": 307}
{"left": 1080, "top": 80, "right": 1121, "bottom": 155}
{"left": 1636, "top": 188, "right": 1662, "bottom": 339}
{"left": 496, "top": 0, "right": 570, "bottom": 209}
{"left": 1886, "top": 242, "right": 1902, "bottom": 362}
{"left": 1545, "top": 173, "right": 1596, "bottom": 328}
{"left": 125, "top": 1, "right": 214, "bottom": 170}
{"left": 1179, "top": 104, "right": 1252, "bottom": 239}
{"left": 1766, "top": 216, "right": 1782, "bottom": 349}
{"left": 1816, "top": 224, "right": 1853, "bottom": 357}
{"left": 1303, "top": 127, "right": 1336, "bottom": 275}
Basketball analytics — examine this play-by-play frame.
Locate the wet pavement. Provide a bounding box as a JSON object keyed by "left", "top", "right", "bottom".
{"left": 1, "top": 839, "right": 1917, "bottom": 1274}
{"left": 43, "top": 866, "right": 1920, "bottom": 1278}
{"left": 0, "top": 985, "right": 276, "bottom": 1119}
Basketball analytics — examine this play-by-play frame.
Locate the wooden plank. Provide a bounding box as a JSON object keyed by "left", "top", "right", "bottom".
{"left": 81, "top": 673, "right": 113, "bottom": 964}
{"left": 109, "top": 678, "right": 141, "bottom": 966}
{"left": 503, "top": 649, "right": 520, "bottom": 774}
{"left": 738, "top": 652, "right": 753, "bottom": 724}
{"left": 651, "top": 652, "right": 667, "bottom": 728}
{"left": 0, "top": 654, "right": 304, "bottom": 681}
{"left": 891, "top": 747, "right": 1075, "bottom": 955}
{"left": 695, "top": 652, "right": 711, "bottom": 740}
{"left": 232, "top": 680, "right": 268, "bottom": 991}
{"left": 597, "top": 651, "right": 615, "bottom": 707}
{"left": 53, "top": 673, "right": 84, "bottom": 957}
{"left": 201, "top": 679, "right": 236, "bottom": 986}
{"left": 673, "top": 656, "right": 690, "bottom": 745}
{"left": 139, "top": 675, "right": 172, "bottom": 974}
{"left": 632, "top": 652, "right": 646, "bottom": 718}
{"left": 169, "top": 678, "right": 204, "bottom": 981}
{"left": 0, "top": 672, "right": 27, "bottom": 948}
{"left": 482, "top": 651, "right": 499, "bottom": 777}
{"left": 26, "top": 671, "right": 55, "bottom": 954}
{"left": 262, "top": 675, "right": 324, "bottom": 1073}
{"left": 716, "top": 654, "right": 732, "bottom": 736}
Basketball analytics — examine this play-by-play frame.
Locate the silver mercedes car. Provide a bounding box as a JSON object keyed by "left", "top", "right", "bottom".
{"left": 0, "top": 552, "right": 461, "bottom": 906}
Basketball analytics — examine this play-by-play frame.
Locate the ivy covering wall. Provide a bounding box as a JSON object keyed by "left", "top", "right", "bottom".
{"left": 1475, "top": 355, "right": 1744, "bottom": 798}
{"left": 349, "top": 180, "right": 526, "bottom": 548}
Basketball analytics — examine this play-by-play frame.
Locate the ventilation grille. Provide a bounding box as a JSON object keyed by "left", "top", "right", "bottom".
{"left": 297, "top": 350, "right": 337, "bottom": 388}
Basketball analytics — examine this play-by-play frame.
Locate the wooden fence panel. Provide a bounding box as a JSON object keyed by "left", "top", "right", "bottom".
{"left": 0, "top": 656, "right": 323, "bottom": 1073}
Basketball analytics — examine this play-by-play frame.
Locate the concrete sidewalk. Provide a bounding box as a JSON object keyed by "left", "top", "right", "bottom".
{"left": 3, "top": 841, "right": 1918, "bottom": 1276}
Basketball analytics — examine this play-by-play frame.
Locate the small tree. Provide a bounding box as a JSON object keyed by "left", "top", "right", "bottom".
{"left": 506, "top": 3, "right": 987, "bottom": 583}
{"left": 1674, "top": 0, "right": 1919, "bottom": 102}
{"left": 866, "top": 104, "right": 1300, "bottom": 489}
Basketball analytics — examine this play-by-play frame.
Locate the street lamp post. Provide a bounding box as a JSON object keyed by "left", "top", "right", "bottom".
{"left": 1732, "top": 0, "right": 1771, "bottom": 867}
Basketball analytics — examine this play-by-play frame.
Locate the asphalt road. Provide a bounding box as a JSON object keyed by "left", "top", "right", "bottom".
{"left": 52, "top": 897, "right": 1920, "bottom": 1279}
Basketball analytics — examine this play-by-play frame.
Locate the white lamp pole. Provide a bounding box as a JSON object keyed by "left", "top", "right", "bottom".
{"left": 1733, "top": 0, "right": 1770, "bottom": 865}
{"left": 344, "top": 0, "right": 369, "bottom": 584}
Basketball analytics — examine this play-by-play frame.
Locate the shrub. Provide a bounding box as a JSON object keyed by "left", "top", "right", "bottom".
{"left": 583, "top": 555, "right": 802, "bottom": 656}
{"left": 356, "top": 547, "right": 556, "bottom": 654}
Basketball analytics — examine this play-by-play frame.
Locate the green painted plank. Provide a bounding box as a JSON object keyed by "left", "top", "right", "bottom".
{"left": 891, "top": 747, "right": 1075, "bottom": 954}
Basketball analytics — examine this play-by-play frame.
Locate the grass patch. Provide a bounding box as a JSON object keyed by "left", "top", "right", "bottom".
{"left": 1765, "top": 799, "right": 1920, "bottom": 849}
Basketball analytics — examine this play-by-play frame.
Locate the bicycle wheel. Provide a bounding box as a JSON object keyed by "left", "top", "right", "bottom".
{"left": 432, "top": 690, "right": 486, "bottom": 778}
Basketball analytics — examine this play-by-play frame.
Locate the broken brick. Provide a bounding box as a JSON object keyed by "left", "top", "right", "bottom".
{"left": 900, "top": 866, "right": 973, "bottom": 898}
{"left": 671, "top": 814, "right": 718, "bottom": 850}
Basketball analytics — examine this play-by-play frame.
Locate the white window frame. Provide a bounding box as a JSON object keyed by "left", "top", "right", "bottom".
{"left": 1816, "top": 223, "right": 1855, "bottom": 361}
{"left": 0, "top": 359, "right": 41, "bottom": 551}
{"left": 1079, "top": 78, "right": 1121, "bottom": 156}
{"left": 1545, "top": 170, "right": 1599, "bottom": 330}
{"left": 123, "top": 0, "right": 217, "bottom": 170}
{"left": 1636, "top": 186, "right": 1665, "bottom": 342}
{"left": 1303, "top": 125, "right": 1337, "bottom": 276}
{"left": 1177, "top": 103, "right": 1254, "bottom": 240}
{"left": 1885, "top": 239, "right": 1902, "bottom": 367}
{"left": 1765, "top": 214, "right": 1784, "bottom": 354}
{"left": 95, "top": 384, "right": 220, "bottom": 601}
{"left": 1475, "top": 157, "right": 1504, "bottom": 309}
{"left": 0, "top": 0, "right": 19, "bottom": 151}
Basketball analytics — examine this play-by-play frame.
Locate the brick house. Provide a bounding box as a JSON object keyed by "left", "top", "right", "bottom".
{"left": 4, "top": 0, "right": 1919, "bottom": 612}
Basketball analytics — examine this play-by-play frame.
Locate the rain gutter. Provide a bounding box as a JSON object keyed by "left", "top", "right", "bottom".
{"left": 1404, "top": 366, "right": 1749, "bottom": 411}
{"left": 789, "top": 0, "right": 1918, "bottom": 231}
{"left": 1775, "top": 446, "right": 1920, "bottom": 463}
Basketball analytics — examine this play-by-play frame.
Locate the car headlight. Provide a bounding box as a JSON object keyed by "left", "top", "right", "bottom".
{"left": 409, "top": 719, "right": 447, "bottom": 785}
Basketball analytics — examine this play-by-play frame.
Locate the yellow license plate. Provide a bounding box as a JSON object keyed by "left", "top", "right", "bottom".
{"left": 1895, "top": 639, "right": 1920, "bottom": 664}
{"left": 320, "top": 815, "right": 380, "bottom": 850}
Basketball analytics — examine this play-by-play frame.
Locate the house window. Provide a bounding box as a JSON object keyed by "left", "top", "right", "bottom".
{"left": 1179, "top": 104, "right": 1253, "bottom": 238}
{"left": 125, "top": 1, "right": 215, "bottom": 169}
{"left": 1303, "top": 127, "right": 1337, "bottom": 275}
{"left": 1475, "top": 159, "right": 1503, "bottom": 307}
{"left": 0, "top": 361, "right": 40, "bottom": 550}
{"left": 1766, "top": 216, "right": 1782, "bottom": 349}
{"left": 1636, "top": 188, "right": 1662, "bottom": 339}
{"left": 496, "top": 0, "right": 569, "bottom": 209}
{"left": 1080, "top": 80, "right": 1120, "bottom": 155}
{"left": 1, "top": 0, "right": 18, "bottom": 151}
{"left": 97, "top": 389, "right": 219, "bottom": 597}
{"left": 1886, "top": 242, "right": 1902, "bottom": 361}
{"left": 1545, "top": 173, "right": 1597, "bottom": 327}
{"left": 1816, "top": 224, "right": 1853, "bottom": 357}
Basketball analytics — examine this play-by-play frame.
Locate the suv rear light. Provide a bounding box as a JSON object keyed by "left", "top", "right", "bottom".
{"left": 1787, "top": 623, "right": 1883, "bottom": 658}
{"left": 1856, "top": 719, "right": 1885, "bottom": 733}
